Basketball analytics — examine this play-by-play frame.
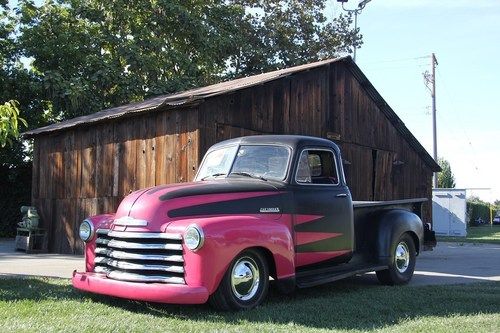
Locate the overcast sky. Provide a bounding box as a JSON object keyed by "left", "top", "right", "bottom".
{"left": 328, "top": 0, "right": 500, "bottom": 202}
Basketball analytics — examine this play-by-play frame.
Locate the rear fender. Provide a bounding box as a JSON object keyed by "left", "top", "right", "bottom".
{"left": 377, "top": 209, "right": 423, "bottom": 265}
{"left": 167, "top": 215, "right": 295, "bottom": 294}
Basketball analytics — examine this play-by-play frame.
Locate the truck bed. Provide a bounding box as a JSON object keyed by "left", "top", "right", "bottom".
{"left": 353, "top": 198, "right": 427, "bottom": 209}
{"left": 352, "top": 197, "right": 435, "bottom": 256}
{"left": 296, "top": 198, "right": 430, "bottom": 288}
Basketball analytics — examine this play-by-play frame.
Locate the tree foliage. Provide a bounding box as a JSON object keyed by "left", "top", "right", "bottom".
{"left": 0, "top": 100, "right": 27, "bottom": 147}
{"left": 15, "top": 0, "right": 248, "bottom": 119}
{"left": 1, "top": 4, "right": 27, "bottom": 147}
{"left": 1, "top": 0, "right": 360, "bottom": 163}
{"left": 226, "top": 0, "right": 358, "bottom": 77}
{"left": 437, "top": 157, "right": 456, "bottom": 188}
{"left": 466, "top": 196, "right": 493, "bottom": 226}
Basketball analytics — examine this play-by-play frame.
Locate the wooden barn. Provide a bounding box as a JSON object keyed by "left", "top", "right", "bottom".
{"left": 23, "top": 57, "right": 441, "bottom": 254}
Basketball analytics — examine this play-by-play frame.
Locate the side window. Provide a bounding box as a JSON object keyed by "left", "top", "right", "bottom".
{"left": 296, "top": 149, "right": 339, "bottom": 185}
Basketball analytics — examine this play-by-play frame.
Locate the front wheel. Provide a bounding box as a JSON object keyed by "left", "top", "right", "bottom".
{"left": 209, "top": 249, "right": 269, "bottom": 311}
{"left": 376, "top": 233, "right": 416, "bottom": 285}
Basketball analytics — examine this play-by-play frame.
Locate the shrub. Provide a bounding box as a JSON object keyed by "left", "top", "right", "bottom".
{"left": 467, "top": 201, "right": 491, "bottom": 226}
{"left": 0, "top": 163, "right": 32, "bottom": 237}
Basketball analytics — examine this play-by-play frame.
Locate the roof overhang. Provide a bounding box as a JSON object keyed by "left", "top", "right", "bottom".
{"left": 22, "top": 56, "right": 440, "bottom": 172}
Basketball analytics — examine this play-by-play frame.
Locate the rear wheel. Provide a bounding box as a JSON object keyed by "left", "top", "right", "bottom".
{"left": 209, "top": 249, "right": 269, "bottom": 311}
{"left": 376, "top": 233, "right": 416, "bottom": 285}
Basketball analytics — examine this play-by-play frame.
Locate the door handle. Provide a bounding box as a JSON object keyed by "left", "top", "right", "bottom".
{"left": 336, "top": 193, "right": 347, "bottom": 198}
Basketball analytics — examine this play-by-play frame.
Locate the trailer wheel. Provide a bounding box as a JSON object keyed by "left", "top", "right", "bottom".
{"left": 376, "top": 233, "right": 416, "bottom": 285}
{"left": 209, "top": 249, "right": 269, "bottom": 311}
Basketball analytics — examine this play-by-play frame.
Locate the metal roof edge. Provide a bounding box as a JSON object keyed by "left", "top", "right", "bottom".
{"left": 23, "top": 57, "right": 347, "bottom": 138}
{"left": 22, "top": 104, "right": 158, "bottom": 138}
{"left": 340, "top": 57, "right": 441, "bottom": 172}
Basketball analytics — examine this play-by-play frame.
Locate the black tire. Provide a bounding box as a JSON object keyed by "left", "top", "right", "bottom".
{"left": 376, "top": 233, "right": 416, "bottom": 286}
{"left": 209, "top": 249, "right": 269, "bottom": 311}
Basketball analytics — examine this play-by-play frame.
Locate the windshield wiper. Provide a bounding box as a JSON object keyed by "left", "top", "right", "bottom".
{"left": 229, "top": 172, "right": 267, "bottom": 181}
{"left": 201, "top": 173, "right": 227, "bottom": 181}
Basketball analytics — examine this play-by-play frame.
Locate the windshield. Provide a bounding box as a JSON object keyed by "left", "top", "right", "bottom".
{"left": 195, "top": 145, "right": 291, "bottom": 181}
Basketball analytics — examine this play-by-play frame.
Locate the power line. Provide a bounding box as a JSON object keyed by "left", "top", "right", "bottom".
{"left": 362, "top": 55, "right": 430, "bottom": 65}
{"left": 363, "top": 64, "right": 428, "bottom": 71}
{"left": 435, "top": 67, "right": 481, "bottom": 173}
{"left": 435, "top": 111, "right": 480, "bottom": 175}
{"left": 362, "top": 54, "right": 482, "bottom": 182}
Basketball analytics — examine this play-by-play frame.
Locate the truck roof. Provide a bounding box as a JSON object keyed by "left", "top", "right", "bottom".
{"left": 210, "top": 135, "right": 339, "bottom": 152}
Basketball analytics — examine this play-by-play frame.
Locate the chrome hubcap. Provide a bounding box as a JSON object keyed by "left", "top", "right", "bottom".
{"left": 395, "top": 241, "right": 410, "bottom": 273}
{"left": 231, "top": 257, "right": 260, "bottom": 301}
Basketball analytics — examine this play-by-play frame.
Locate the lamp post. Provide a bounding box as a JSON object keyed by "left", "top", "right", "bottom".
{"left": 337, "top": 0, "right": 372, "bottom": 62}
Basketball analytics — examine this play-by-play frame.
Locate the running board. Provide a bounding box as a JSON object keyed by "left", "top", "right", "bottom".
{"left": 296, "top": 265, "right": 387, "bottom": 288}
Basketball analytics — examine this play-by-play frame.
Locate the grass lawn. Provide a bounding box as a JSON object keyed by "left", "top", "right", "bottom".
{"left": 437, "top": 225, "right": 500, "bottom": 244}
{"left": 0, "top": 277, "right": 498, "bottom": 333}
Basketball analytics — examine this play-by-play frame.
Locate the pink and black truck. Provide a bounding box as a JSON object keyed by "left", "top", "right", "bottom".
{"left": 73, "top": 135, "right": 435, "bottom": 310}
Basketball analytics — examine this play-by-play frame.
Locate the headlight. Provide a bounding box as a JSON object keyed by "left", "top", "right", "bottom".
{"left": 79, "top": 219, "right": 95, "bottom": 242}
{"left": 184, "top": 224, "right": 204, "bottom": 251}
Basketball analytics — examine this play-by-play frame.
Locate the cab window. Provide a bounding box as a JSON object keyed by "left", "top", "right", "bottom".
{"left": 295, "top": 149, "right": 339, "bottom": 185}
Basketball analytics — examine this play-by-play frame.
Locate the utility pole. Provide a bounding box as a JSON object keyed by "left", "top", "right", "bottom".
{"left": 424, "top": 53, "right": 438, "bottom": 187}
{"left": 353, "top": 9, "right": 359, "bottom": 62}
{"left": 431, "top": 53, "right": 438, "bottom": 188}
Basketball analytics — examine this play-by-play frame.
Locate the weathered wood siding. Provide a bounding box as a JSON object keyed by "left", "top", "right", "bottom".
{"left": 32, "top": 108, "right": 199, "bottom": 253}
{"left": 198, "top": 63, "right": 433, "bottom": 222}
{"left": 32, "top": 61, "right": 433, "bottom": 254}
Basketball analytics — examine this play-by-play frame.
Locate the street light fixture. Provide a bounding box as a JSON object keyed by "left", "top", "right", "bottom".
{"left": 337, "top": 0, "right": 372, "bottom": 62}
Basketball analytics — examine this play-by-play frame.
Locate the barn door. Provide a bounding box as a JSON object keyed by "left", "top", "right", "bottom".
{"left": 373, "top": 150, "right": 394, "bottom": 201}
{"left": 340, "top": 143, "right": 375, "bottom": 201}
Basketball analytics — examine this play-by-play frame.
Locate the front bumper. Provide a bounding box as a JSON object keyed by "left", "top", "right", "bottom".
{"left": 72, "top": 271, "right": 209, "bottom": 304}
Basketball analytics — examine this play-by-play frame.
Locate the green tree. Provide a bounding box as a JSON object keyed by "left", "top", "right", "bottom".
{"left": 11, "top": 0, "right": 359, "bottom": 122}
{"left": 15, "top": 0, "right": 246, "bottom": 119}
{"left": 227, "top": 0, "right": 358, "bottom": 76}
{"left": 1, "top": 0, "right": 360, "bottom": 159}
{"left": 437, "top": 157, "right": 456, "bottom": 188}
{"left": 0, "top": 100, "right": 27, "bottom": 147}
{"left": 0, "top": 3, "right": 27, "bottom": 147}
{"left": 493, "top": 199, "right": 500, "bottom": 214}
{"left": 1, "top": 1, "right": 44, "bottom": 163}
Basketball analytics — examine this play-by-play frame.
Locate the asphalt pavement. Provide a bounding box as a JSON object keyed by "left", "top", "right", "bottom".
{"left": 354, "top": 241, "right": 500, "bottom": 286}
{"left": 0, "top": 239, "right": 84, "bottom": 278}
{"left": 0, "top": 239, "right": 499, "bottom": 285}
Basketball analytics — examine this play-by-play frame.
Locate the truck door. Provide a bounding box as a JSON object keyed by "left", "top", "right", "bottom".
{"left": 292, "top": 148, "right": 354, "bottom": 267}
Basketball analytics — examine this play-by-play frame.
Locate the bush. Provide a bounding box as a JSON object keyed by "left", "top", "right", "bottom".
{"left": 0, "top": 163, "right": 32, "bottom": 237}
{"left": 467, "top": 201, "right": 491, "bottom": 227}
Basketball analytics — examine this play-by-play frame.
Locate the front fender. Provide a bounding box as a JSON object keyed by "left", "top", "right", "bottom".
{"left": 167, "top": 215, "right": 294, "bottom": 295}
{"left": 83, "top": 214, "right": 115, "bottom": 272}
{"left": 377, "top": 209, "right": 423, "bottom": 265}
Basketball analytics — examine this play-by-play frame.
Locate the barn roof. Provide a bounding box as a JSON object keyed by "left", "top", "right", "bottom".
{"left": 23, "top": 56, "right": 440, "bottom": 171}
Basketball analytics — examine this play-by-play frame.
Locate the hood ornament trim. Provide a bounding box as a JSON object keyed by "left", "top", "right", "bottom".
{"left": 113, "top": 216, "right": 148, "bottom": 227}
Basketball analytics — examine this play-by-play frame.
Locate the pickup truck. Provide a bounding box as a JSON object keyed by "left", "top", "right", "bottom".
{"left": 73, "top": 135, "right": 433, "bottom": 310}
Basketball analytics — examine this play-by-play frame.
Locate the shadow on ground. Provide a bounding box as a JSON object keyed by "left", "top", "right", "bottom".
{"left": 1, "top": 276, "right": 498, "bottom": 331}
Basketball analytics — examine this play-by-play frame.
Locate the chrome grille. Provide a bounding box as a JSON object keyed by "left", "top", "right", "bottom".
{"left": 94, "top": 229, "right": 185, "bottom": 284}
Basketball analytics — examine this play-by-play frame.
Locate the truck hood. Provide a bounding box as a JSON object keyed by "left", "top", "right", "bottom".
{"left": 112, "top": 179, "right": 286, "bottom": 232}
